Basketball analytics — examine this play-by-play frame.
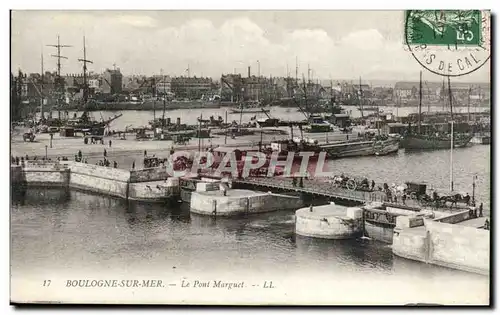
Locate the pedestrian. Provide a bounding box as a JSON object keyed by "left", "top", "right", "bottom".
{"left": 484, "top": 218, "right": 490, "bottom": 230}
{"left": 104, "top": 149, "right": 107, "bottom": 157}
{"left": 299, "top": 177, "right": 304, "bottom": 188}
{"left": 309, "top": 204, "right": 313, "bottom": 212}
{"left": 25, "top": 154, "right": 29, "bottom": 161}
{"left": 113, "top": 161, "right": 118, "bottom": 168}
{"left": 78, "top": 150, "right": 82, "bottom": 159}
{"left": 109, "top": 140, "right": 112, "bottom": 148}
{"left": 132, "top": 161, "right": 135, "bottom": 170}
{"left": 371, "top": 180, "right": 375, "bottom": 191}
{"left": 479, "top": 203, "right": 483, "bottom": 217}
{"left": 402, "top": 194, "right": 406, "bottom": 205}
{"left": 292, "top": 177, "right": 297, "bottom": 187}
{"left": 144, "top": 150, "right": 147, "bottom": 157}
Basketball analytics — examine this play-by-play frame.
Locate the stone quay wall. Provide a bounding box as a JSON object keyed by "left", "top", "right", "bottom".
{"left": 190, "top": 190, "right": 303, "bottom": 216}
{"left": 392, "top": 212, "right": 489, "bottom": 275}
{"left": 11, "top": 162, "right": 179, "bottom": 202}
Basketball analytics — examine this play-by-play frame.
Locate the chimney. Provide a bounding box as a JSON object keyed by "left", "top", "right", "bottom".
{"left": 248, "top": 66, "right": 251, "bottom": 78}
{"left": 176, "top": 117, "right": 181, "bottom": 125}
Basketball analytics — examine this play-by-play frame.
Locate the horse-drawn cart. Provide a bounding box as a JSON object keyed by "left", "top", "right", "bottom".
{"left": 328, "top": 175, "right": 371, "bottom": 191}
{"left": 405, "top": 181, "right": 427, "bottom": 200}
{"left": 23, "top": 131, "right": 36, "bottom": 142}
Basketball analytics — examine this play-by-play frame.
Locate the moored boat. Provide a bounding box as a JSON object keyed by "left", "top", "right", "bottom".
{"left": 401, "top": 134, "right": 472, "bottom": 150}
{"left": 320, "top": 136, "right": 400, "bottom": 158}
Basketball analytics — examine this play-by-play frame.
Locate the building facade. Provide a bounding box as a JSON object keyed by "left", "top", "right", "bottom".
{"left": 171, "top": 76, "right": 213, "bottom": 99}
{"left": 102, "top": 68, "right": 123, "bottom": 95}
{"left": 154, "top": 76, "right": 172, "bottom": 95}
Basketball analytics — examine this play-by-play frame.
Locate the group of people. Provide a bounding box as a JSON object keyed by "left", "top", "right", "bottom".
{"left": 291, "top": 177, "right": 305, "bottom": 188}
{"left": 11, "top": 155, "right": 74, "bottom": 165}
{"left": 84, "top": 137, "right": 113, "bottom": 147}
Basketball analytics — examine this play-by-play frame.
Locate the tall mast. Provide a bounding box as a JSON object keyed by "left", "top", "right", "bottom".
{"left": 162, "top": 75, "right": 167, "bottom": 127}
{"left": 448, "top": 76, "right": 454, "bottom": 121}
{"left": 359, "top": 77, "right": 364, "bottom": 118}
{"left": 152, "top": 78, "right": 156, "bottom": 122}
{"left": 450, "top": 119, "right": 454, "bottom": 191}
{"left": 307, "top": 64, "right": 311, "bottom": 84}
{"left": 40, "top": 51, "right": 44, "bottom": 121}
{"left": 47, "top": 35, "right": 72, "bottom": 120}
{"left": 448, "top": 76, "right": 454, "bottom": 192}
{"left": 441, "top": 78, "right": 446, "bottom": 111}
{"left": 418, "top": 70, "right": 422, "bottom": 134}
{"left": 295, "top": 57, "right": 298, "bottom": 81}
{"left": 467, "top": 86, "right": 471, "bottom": 122}
{"left": 78, "top": 36, "right": 93, "bottom": 105}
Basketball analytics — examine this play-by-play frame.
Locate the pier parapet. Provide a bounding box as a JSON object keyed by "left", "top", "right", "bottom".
{"left": 11, "top": 161, "right": 179, "bottom": 203}
{"left": 393, "top": 211, "right": 489, "bottom": 275}
{"left": 190, "top": 182, "right": 303, "bottom": 216}
{"left": 295, "top": 203, "right": 363, "bottom": 239}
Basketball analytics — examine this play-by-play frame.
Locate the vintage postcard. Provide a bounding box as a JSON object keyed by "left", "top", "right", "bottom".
{"left": 10, "top": 10, "right": 491, "bottom": 305}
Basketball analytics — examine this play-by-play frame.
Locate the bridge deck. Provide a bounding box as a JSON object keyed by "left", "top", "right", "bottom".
{"left": 234, "top": 177, "right": 391, "bottom": 204}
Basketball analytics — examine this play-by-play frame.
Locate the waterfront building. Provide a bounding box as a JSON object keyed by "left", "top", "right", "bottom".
{"left": 154, "top": 76, "right": 172, "bottom": 95}
{"left": 393, "top": 81, "right": 490, "bottom": 104}
{"left": 102, "top": 68, "right": 123, "bottom": 95}
{"left": 171, "top": 76, "right": 213, "bottom": 100}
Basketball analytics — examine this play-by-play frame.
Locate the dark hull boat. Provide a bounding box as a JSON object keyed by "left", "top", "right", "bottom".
{"left": 320, "top": 138, "right": 400, "bottom": 158}
{"left": 401, "top": 134, "right": 472, "bottom": 150}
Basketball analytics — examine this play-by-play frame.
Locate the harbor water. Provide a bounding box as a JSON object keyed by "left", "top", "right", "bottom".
{"left": 38, "top": 105, "right": 489, "bottom": 129}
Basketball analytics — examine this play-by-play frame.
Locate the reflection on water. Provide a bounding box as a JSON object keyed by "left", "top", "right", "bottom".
{"left": 41, "top": 106, "right": 489, "bottom": 131}
{"left": 11, "top": 188, "right": 488, "bottom": 284}
{"left": 325, "top": 145, "right": 490, "bottom": 212}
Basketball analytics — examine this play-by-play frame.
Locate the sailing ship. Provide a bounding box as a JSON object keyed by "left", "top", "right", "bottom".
{"left": 61, "top": 36, "right": 123, "bottom": 134}
{"left": 401, "top": 71, "right": 472, "bottom": 150}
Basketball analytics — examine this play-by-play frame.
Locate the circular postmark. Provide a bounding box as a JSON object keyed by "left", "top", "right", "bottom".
{"left": 405, "top": 10, "right": 490, "bottom": 77}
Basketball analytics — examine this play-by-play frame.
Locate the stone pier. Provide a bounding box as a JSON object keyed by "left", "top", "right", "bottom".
{"left": 11, "top": 161, "right": 180, "bottom": 203}
{"left": 190, "top": 182, "right": 303, "bottom": 216}
{"left": 295, "top": 203, "right": 363, "bottom": 239}
{"left": 392, "top": 211, "right": 490, "bottom": 275}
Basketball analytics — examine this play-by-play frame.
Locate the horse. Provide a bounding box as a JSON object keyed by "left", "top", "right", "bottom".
{"left": 440, "top": 193, "right": 469, "bottom": 208}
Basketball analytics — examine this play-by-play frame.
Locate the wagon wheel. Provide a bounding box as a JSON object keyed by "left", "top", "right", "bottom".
{"left": 346, "top": 179, "right": 356, "bottom": 191}
{"left": 410, "top": 192, "right": 417, "bottom": 200}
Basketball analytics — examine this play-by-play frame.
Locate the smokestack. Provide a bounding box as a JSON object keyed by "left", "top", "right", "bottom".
{"left": 248, "top": 66, "right": 251, "bottom": 78}
{"left": 176, "top": 117, "right": 181, "bottom": 126}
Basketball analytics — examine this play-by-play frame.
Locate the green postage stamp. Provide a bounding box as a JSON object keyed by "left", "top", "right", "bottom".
{"left": 405, "top": 10, "right": 490, "bottom": 77}
{"left": 405, "top": 10, "right": 482, "bottom": 46}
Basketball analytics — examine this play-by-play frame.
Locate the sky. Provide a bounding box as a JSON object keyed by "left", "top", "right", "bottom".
{"left": 11, "top": 10, "right": 490, "bottom": 83}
